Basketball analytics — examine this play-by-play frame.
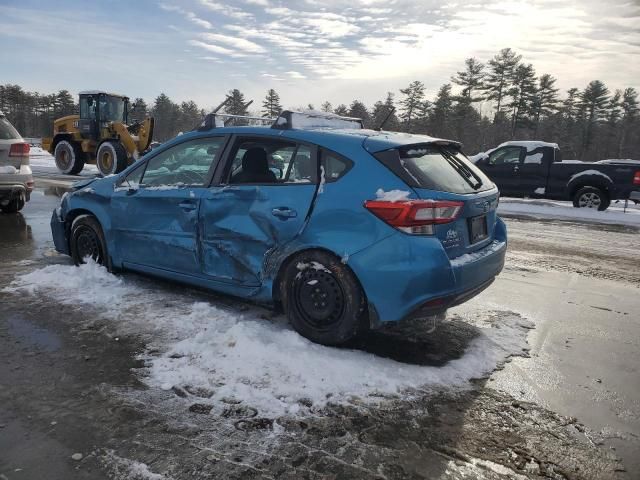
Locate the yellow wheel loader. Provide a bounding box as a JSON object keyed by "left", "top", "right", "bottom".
{"left": 42, "top": 91, "right": 154, "bottom": 176}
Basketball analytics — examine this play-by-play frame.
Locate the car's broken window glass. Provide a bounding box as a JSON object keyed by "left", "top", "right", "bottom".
{"left": 140, "top": 137, "right": 225, "bottom": 187}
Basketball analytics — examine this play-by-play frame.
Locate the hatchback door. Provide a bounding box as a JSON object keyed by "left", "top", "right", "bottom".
{"left": 199, "top": 136, "right": 318, "bottom": 285}
{"left": 372, "top": 143, "right": 500, "bottom": 260}
{"left": 111, "top": 136, "right": 226, "bottom": 275}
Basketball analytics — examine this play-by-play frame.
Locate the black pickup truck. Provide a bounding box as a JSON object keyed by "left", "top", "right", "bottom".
{"left": 469, "top": 141, "right": 640, "bottom": 211}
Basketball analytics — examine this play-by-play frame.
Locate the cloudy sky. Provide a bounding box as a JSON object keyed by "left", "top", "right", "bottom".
{"left": 1, "top": 0, "right": 639, "bottom": 110}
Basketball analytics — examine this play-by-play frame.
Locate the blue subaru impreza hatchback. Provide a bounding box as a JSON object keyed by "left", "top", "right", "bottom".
{"left": 51, "top": 111, "right": 506, "bottom": 345}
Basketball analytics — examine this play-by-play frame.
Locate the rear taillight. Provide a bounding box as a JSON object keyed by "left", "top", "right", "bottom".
{"left": 364, "top": 199, "right": 463, "bottom": 235}
{"left": 9, "top": 143, "right": 30, "bottom": 157}
{"left": 634, "top": 171, "right": 640, "bottom": 186}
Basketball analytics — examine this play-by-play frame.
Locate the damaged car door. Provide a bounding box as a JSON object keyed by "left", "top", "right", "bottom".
{"left": 111, "top": 136, "right": 226, "bottom": 275}
{"left": 199, "top": 136, "right": 318, "bottom": 285}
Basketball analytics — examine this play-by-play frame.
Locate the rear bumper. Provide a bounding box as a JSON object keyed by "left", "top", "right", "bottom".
{"left": 0, "top": 175, "right": 33, "bottom": 201}
{"left": 50, "top": 209, "right": 69, "bottom": 255}
{"left": 349, "top": 217, "right": 507, "bottom": 325}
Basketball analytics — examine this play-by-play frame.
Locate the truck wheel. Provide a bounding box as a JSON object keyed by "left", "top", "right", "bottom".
{"left": 70, "top": 215, "right": 108, "bottom": 266}
{"left": 281, "top": 250, "right": 367, "bottom": 346}
{"left": 54, "top": 140, "right": 85, "bottom": 175}
{"left": 573, "top": 187, "right": 610, "bottom": 211}
{"left": 0, "top": 196, "right": 25, "bottom": 213}
{"left": 96, "top": 141, "right": 128, "bottom": 176}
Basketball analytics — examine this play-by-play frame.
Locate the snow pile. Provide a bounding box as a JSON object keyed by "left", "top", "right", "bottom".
{"left": 498, "top": 140, "right": 558, "bottom": 152}
{"left": 498, "top": 197, "right": 640, "bottom": 226}
{"left": 101, "top": 451, "right": 168, "bottom": 480}
{"left": 285, "top": 110, "right": 363, "bottom": 130}
{"left": 5, "top": 262, "right": 532, "bottom": 416}
{"left": 596, "top": 159, "right": 640, "bottom": 165}
{"left": 375, "top": 188, "right": 411, "bottom": 201}
{"left": 0, "top": 165, "right": 17, "bottom": 174}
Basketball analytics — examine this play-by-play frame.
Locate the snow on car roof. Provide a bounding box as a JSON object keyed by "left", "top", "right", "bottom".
{"left": 498, "top": 140, "right": 559, "bottom": 151}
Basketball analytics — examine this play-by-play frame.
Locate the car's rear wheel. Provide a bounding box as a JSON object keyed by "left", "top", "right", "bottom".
{"left": 281, "top": 250, "right": 367, "bottom": 346}
{"left": 573, "top": 186, "right": 610, "bottom": 211}
{"left": 54, "top": 140, "right": 85, "bottom": 175}
{"left": 0, "top": 195, "right": 25, "bottom": 213}
{"left": 96, "top": 141, "right": 128, "bottom": 176}
{"left": 70, "top": 215, "right": 107, "bottom": 266}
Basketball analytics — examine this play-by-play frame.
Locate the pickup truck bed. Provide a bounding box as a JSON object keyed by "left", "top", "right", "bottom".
{"left": 470, "top": 141, "right": 640, "bottom": 210}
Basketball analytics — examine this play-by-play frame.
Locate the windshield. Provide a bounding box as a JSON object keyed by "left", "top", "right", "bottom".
{"left": 99, "top": 96, "right": 126, "bottom": 122}
{"left": 0, "top": 116, "right": 21, "bottom": 140}
{"left": 398, "top": 144, "right": 494, "bottom": 194}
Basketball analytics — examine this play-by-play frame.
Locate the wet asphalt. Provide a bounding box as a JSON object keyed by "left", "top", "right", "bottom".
{"left": 0, "top": 186, "right": 638, "bottom": 479}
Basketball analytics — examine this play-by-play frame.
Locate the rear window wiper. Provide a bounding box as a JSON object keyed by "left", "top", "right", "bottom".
{"left": 440, "top": 148, "right": 482, "bottom": 190}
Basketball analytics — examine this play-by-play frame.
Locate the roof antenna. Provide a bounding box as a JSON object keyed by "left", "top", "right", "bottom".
{"left": 376, "top": 106, "right": 396, "bottom": 131}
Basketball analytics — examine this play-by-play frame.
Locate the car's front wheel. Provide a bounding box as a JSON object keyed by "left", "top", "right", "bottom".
{"left": 70, "top": 215, "right": 107, "bottom": 266}
{"left": 281, "top": 250, "right": 367, "bottom": 346}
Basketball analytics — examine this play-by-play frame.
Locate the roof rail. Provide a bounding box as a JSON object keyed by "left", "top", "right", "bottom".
{"left": 196, "top": 113, "right": 275, "bottom": 131}
{"left": 272, "top": 110, "right": 363, "bottom": 130}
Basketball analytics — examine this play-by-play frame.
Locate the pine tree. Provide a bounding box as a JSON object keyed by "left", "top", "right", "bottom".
{"left": 348, "top": 100, "right": 370, "bottom": 128}
{"left": 333, "top": 104, "right": 349, "bottom": 116}
{"left": 484, "top": 48, "right": 522, "bottom": 120}
{"left": 151, "top": 93, "right": 180, "bottom": 141}
{"left": 429, "top": 84, "right": 454, "bottom": 138}
{"left": 261, "top": 89, "right": 282, "bottom": 118}
{"left": 618, "top": 87, "right": 639, "bottom": 157}
{"left": 320, "top": 101, "right": 333, "bottom": 113}
{"left": 371, "top": 92, "right": 399, "bottom": 130}
{"left": 179, "top": 100, "right": 201, "bottom": 132}
{"left": 225, "top": 89, "right": 249, "bottom": 116}
{"left": 579, "top": 80, "right": 610, "bottom": 158}
{"left": 451, "top": 58, "right": 484, "bottom": 102}
{"left": 130, "top": 97, "right": 148, "bottom": 123}
{"left": 531, "top": 74, "right": 559, "bottom": 136}
{"left": 507, "top": 63, "right": 537, "bottom": 137}
{"left": 399, "top": 80, "right": 426, "bottom": 132}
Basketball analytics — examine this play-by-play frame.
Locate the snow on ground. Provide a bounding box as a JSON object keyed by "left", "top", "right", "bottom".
{"left": 3, "top": 261, "right": 532, "bottom": 417}
{"left": 498, "top": 197, "right": 640, "bottom": 227}
{"left": 29, "top": 148, "right": 98, "bottom": 176}
{"left": 101, "top": 451, "right": 168, "bottom": 480}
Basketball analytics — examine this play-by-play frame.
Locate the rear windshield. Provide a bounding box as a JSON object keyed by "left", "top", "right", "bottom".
{"left": 0, "top": 117, "right": 21, "bottom": 140}
{"left": 377, "top": 144, "right": 494, "bottom": 194}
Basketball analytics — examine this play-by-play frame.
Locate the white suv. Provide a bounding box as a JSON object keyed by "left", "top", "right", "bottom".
{"left": 0, "top": 112, "right": 33, "bottom": 213}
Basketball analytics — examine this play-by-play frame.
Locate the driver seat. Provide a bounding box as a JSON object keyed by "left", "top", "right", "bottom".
{"left": 232, "top": 148, "right": 277, "bottom": 183}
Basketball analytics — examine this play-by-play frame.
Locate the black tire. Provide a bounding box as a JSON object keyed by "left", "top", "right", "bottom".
{"left": 70, "top": 215, "right": 108, "bottom": 266}
{"left": 96, "top": 141, "right": 128, "bottom": 176}
{"left": 572, "top": 186, "right": 610, "bottom": 211}
{"left": 281, "top": 250, "right": 367, "bottom": 346}
{"left": 0, "top": 196, "right": 25, "bottom": 213}
{"left": 54, "top": 140, "right": 85, "bottom": 175}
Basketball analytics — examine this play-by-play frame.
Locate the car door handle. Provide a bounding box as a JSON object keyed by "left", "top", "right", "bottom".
{"left": 179, "top": 201, "right": 197, "bottom": 211}
{"left": 272, "top": 207, "right": 297, "bottom": 218}
{"left": 513, "top": 165, "right": 520, "bottom": 173}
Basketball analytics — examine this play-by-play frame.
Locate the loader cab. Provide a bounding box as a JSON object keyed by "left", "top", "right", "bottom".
{"left": 78, "top": 91, "right": 129, "bottom": 139}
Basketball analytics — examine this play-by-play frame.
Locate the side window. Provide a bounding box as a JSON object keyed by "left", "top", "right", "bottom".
{"left": 320, "top": 149, "right": 352, "bottom": 182}
{"left": 118, "top": 163, "right": 145, "bottom": 189}
{"left": 140, "top": 137, "right": 225, "bottom": 187}
{"left": 228, "top": 138, "right": 316, "bottom": 185}
{"left": 524, "top": 149, "right": 544, "bottom": 165}
{"left": 488, "top": 147, "right": 522, "bottom": 166}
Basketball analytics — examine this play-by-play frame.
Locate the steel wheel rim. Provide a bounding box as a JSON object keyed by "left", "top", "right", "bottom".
{"left": 579, "top": 192, "right": 601, "bottom": 208}
{"left": 100, "top": 150, "right": 114, "bottom": 173}
{"left": 293, "top": 268, "right": 345, "bottom": 330}
{"left": 57, "top": 148, "right": 71, "bottom": 170}
{"left": 76, "top": 226, "right": 101, "bottom": 262}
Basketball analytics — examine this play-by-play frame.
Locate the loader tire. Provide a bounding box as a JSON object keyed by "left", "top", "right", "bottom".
{"left": 97, "top": 141, "right": 128, "bottom": 176}
{"left": 54, "top": 140, "right": 85, "bottom": 175}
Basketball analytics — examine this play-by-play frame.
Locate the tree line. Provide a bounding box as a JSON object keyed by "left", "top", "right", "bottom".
{"left": 1, "top": 47, "right": 638, "bottom": 159}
